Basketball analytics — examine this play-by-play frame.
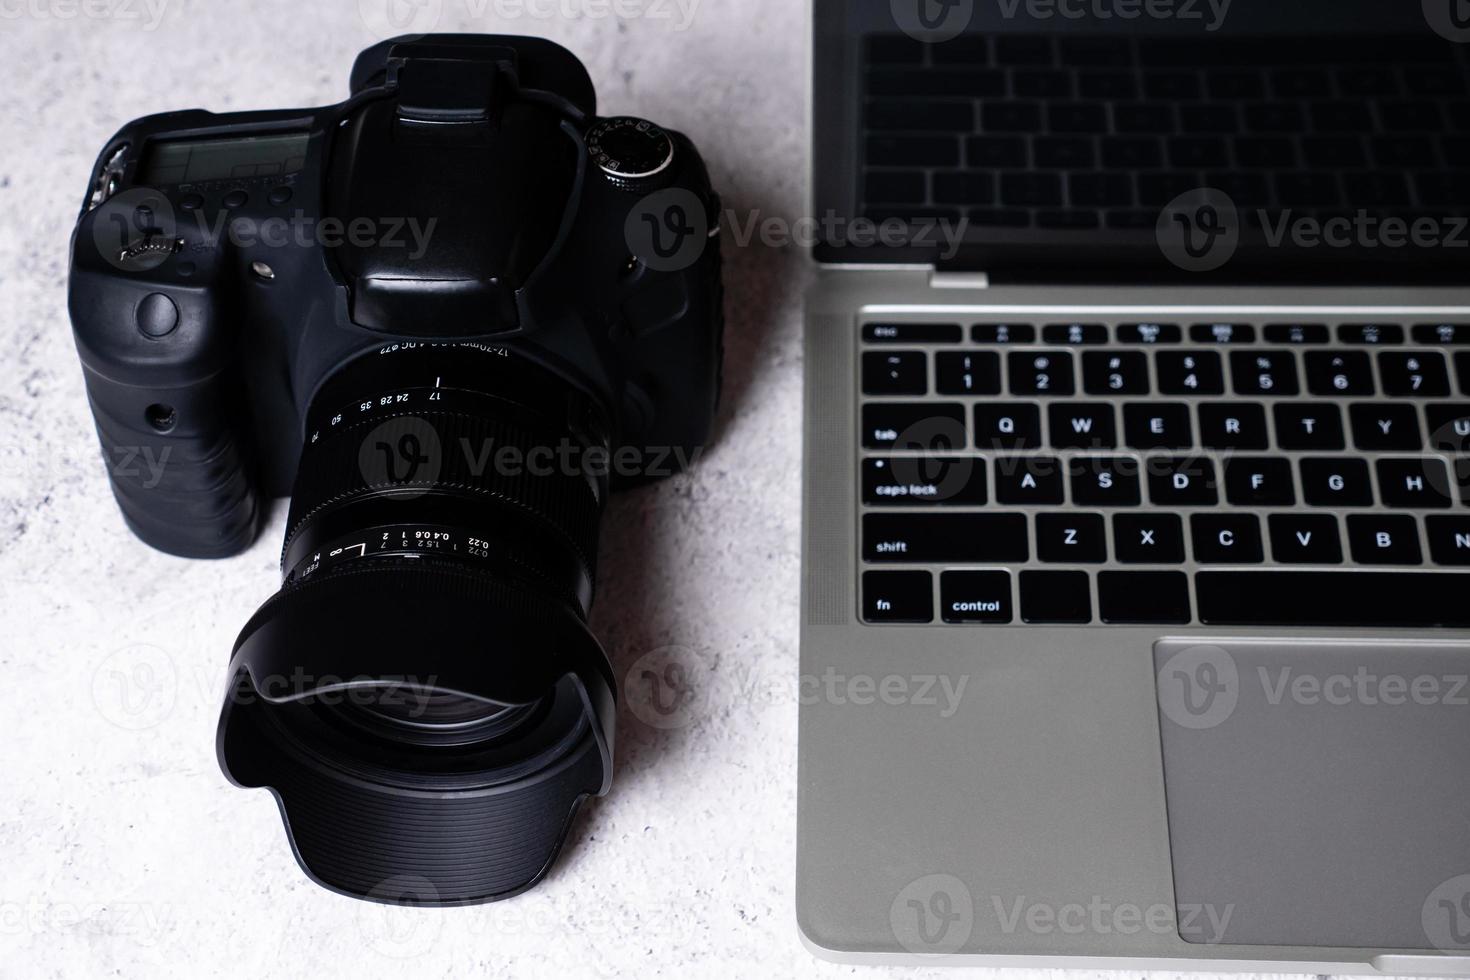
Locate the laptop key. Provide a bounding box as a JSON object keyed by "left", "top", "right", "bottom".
{"left": 1113, "top": 513, "right": 1185, "bottom": 563}
{"left": 1427, "top": 516, "right": 1470, "bottom": 565}
{"left": 1042, "top": 323, "right": 1107, "bottom": 345}
{"left": 1116, "top": 323, "right": 1180, "bottom": 344}
{"left": 1268, "top": 514, "right": 1343, "bottom": 564}
{"left": 1008, "top": 350, "right": 1076, "bottom": 395}
{"left": 1306, "top": 350, "right": 1375, "bottom": 395}
{"left": 1413, "top": 323, "right": 1470, "bottom": 345}
{"left": 1273, "top": 403, "right": 1345, "bottom": 450}
{"left": 972, "top": 323, "right": 1036, "bottom": 344}
{"left": 1300, "top": 457, "right": 1374, "bottom": 506}
{"left": 1019, "top": 570, "right": 1092, "bottom": 624}
{"left": 940, "top": 571, "right": 1014, "bottom": 624}
{"left": 1376, "top": 458, "right": 1454, "bottom": 509}
{"left": 1427, "top": 404, "right": 1470, "bottom": 452}
{"left": 1379, "top": 351, "right": 1451, "bottom": 397}
{"left": 1199, "top": 403, "right": 1268, "bottom": 450}
{"left": 1147, "top": 456, "right": 1219, "bottom": 506}
{"left": 1231, "top": 350, "right": 1300, "bottom": 395}
{"left": 862, "top": 570, "right": 933, "bottom": 623}
{"left": 1156, "top": 351, "right": 1224, "bottom": 394}
{"left": 1192, "top": 514, "right": 1265, "bottom": 563}
{"left": 1069, "top": 456, "right": 1142, "bottom": 506}
{"left": 1124, "top": 403, "right": 1193, "bottom": 449}
{"left": 935, "top": 352, "right": 1002, "bottom": 395}
{"left": 862, "top": 351, "right": 927, "bottom": 395}
{"left": 1097, "top": 571, "right": 1191, "bottom": 624}
{"left": 1189, "top": 322, "right": 1255, "bottom": 344}
{"left": 863, "top": 513, "right": 1029, "bottom": 563}
{"left": 1082, "top": 351, "right": 1150, "bottom": 395}
{"left": 995, "top": 456, "right": 1065, "bottom": 505}
{"left": 1048, "top": 403, "right": 1117, "bottom": 449}
{"left": 863, "top": 322, "right": 963, "bottom": 344}
{"left": 1263, "top": 323, "right": 1329, "bottom": 344}
{"left": 974, "top": 403, "right": 1042, "bottom": 449}
{"left": 1197, "top": 571, "right": 1470, "bottom": 626}
{"left": 862, "top": 403, "right": 966, "bottom": 450}
{"left": 1224, "top": 457, "right": 1296, "bottom": 506}
{"left": 1338, "top": 323, "right": 1404, "bottom": 345}
{"left": 1349, "top": 403, "right": 1422, "bottom": 450}
{"left": 1459, "top": 353, "right": 1470, "bottom": 393}
{"left": 1036, "top": 513, "right": 1107, "bottom": 563}
{"left": 1347, "top": 515, "right": 1423, "bottom": 565}
{"left": 862, "top": 457, "right": 987, "bottom": 506}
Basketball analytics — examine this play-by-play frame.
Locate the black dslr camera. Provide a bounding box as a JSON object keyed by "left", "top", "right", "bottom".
{"left": 68, "top": 35, "right": 722, "bottom": 904}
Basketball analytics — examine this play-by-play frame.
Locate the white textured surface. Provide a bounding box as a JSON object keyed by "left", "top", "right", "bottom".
{"left": 0, "top": 2, "right": 1323, "bottom": 978}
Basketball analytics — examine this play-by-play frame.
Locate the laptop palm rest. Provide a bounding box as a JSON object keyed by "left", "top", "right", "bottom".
{"left": 1154, "top": 639, "right": 1470, "bottom": 951}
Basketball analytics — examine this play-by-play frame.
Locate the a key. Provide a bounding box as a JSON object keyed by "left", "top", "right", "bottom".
{"left": 994, "top": 456, "right": 1065, "bottom": 504}
{"left": 1231, "top": 350, "right": 1300, "bottom": 395}
{"left": 862, "top": 457, "right": 987, "bottom": 506}
{"left": 1146, "top": 456, "right": 1218, "bottom": 506}
{"left": 1300, "top": 457, "right": 1374, "bottom": 506}
{"left": 1156, "top": 351, "right": 1224, "bottom": 395}
{"left": 1068, "top": 456, "right": 1142, "bottom": 506}
{"left": 1379, "top": 351, "right": 1450, "bottom": 397}
{"left": 1018, "top": 569, "right": 1092, "bottom": 623}
{"left": 1375, "top": 458, "right": 1454, "bottom": 508}
{"left": 862, "top": 351, "right": 928, "bottom": 395}
{"left": 1346, "top": 515, "right": 1423, "bottom": 565}
{"left": 1123, "top": 403, "right": 1193, "bottom": 449}
{"left": 973, "top": 403, "right": 1042, "bottom": 449}
{"left": 1036, "top": 513, "right": 1107, "bottom": 563}
{"left": 1349, "top": 403, "right": 1422, "bottom": 450}
{"left": 1191, "top": 514, "right": 1265, "bottom": 563}
{"left": 1197, "top": 571, "right": 1470, "bottom": 626}
{"left": 1198, "top": 403, "right": 1268, "bottom": 450}
{"left": 863, "top": 570, "right": 933, "bottom": 623}
{"left": 935, "top": 351, "right": 1002, "bottom": 395}
{"left": 973, "top": 323, "right": 1037, "bottom": 344}
{"left": 1048, "top": 402, "right": 1117, "bottom": 448}
{"left": 1116, "top": 323, "right": 1180, "bottom": 344}
{"left": 1082, "top": 351, "right": 1150, "bottom": 395}
{"left": 862, "top": 403, "right": 966, "bottom": 450}
{"left": 863, "top": 513, "right": 1029, "bottom": 563}
{"left": 1273, "top": 403, "right": 1345, "bottom": 450}
{"left": 940, "top": 570, "right": 1014, "bottom": 623}
{"left": 1097, "top": 571, "right": 1191, "bottom": 623}
{"left": 1223, "top": 457, "right": 1296, "bottom": 506}
{"left": 1426, "top": 516, "right": 1470, "bottom": 565}
{"left": 1009, "top": 350, "right": 1076, "bottom": 395}
{"left": 1042, "top": 323, "right": 1108, "bottom": 344}
{"left": 1306, "top": 350, "right": 1375, "bottom": 395}
{"left": 1267, "top": 514, "right": 1343, "bottom": 563}
{"left": 1112, "top": 513, "right": 1185, "bottom": 563}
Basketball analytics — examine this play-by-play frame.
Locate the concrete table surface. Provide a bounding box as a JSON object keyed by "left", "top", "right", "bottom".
{"left": 0, "top": 2, "right": 1331, "bottom": 978}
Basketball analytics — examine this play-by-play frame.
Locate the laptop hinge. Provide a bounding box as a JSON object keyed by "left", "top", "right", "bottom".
{"left": 929, "top": 270, "right": 990, "bottom": 289}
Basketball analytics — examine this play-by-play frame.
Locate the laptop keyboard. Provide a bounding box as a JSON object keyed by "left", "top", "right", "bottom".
{"left": 858, "top": 319, "right": 1470, "bottom": 627}
{"left": 859, "top": 34, "right": 1470, "bottom": 229}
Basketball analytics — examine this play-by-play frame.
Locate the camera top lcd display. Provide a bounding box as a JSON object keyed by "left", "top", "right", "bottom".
{"left": 139, "top": 133, "right": 308, "bottom": 185}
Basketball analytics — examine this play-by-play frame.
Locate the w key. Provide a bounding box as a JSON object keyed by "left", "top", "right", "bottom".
{"left": 1048, "top": 403, "right": 1117, "bottom": 448}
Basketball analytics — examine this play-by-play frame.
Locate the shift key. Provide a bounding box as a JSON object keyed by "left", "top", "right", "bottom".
{"left": 864, "top": 513, "right": 1029, "bottom": 563}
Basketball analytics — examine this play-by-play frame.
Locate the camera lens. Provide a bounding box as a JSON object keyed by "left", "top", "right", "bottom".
{"left": 216, "top": 343, "right": 617, "bottom": 905}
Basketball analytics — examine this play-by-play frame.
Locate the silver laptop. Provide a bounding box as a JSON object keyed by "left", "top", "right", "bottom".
{"left": 797, "top": 0, "right": 1470, "bottom": 971}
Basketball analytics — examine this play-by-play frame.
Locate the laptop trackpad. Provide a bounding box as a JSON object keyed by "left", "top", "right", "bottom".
{"left": 1154, "top": 639, "right": 1470, "bottom": 950}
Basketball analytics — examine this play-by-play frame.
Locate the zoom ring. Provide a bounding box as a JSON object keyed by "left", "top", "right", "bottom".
{"left": 284, "top": 408, "right": 605, "bottom": 578}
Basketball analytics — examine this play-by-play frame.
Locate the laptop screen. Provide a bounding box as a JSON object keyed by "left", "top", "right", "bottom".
{"left": 812, "top": 0, "right": 1470, "bottom": 282}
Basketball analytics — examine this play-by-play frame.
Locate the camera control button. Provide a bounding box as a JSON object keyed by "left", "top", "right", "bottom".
{"left": 586, "top": 116, "right": 674, "bottom": 190}
{"left": 268, "top": 186, "right": 292, "bottom": 206}
{"left": 136, "top": 292, "right": 179, "bottom": 338}
{"left": 223, "top": 189, "right": 248, "bottom": 209}
{"left": 179, "top": 193, "right": 204, "bottom": 211}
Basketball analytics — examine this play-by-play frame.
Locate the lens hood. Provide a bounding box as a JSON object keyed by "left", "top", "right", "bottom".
{"left": 216, "top": 557, "right": 615, "bottom": 904}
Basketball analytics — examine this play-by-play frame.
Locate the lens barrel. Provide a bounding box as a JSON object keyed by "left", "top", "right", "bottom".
{"left": 216, "top": 343, "right": 617, "bottom": 905}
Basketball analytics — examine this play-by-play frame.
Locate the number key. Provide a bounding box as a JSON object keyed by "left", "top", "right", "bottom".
{"left": 862, "top": 351, "right": 927, "bottom": 395}
{"left": 1230, "top": 350, "right": 1300, "bottom": 395}
{"left": 1305, "top": 350, "right": 1375, "bottom": 395}
{"left": 1083, "top": 350, "right": 1150, "bottom": 394}
{"left": 935, "top": 351, "right": 1002, "bottom": 394}
{"left": 1156, "top": 350, "right": 1224, "bottom": 394}
{"left": 1379, "top": 351, "right": 1450, "bottom": 397}
{"left": 1009, "top": 350, "right": 1076, "bottom": 395}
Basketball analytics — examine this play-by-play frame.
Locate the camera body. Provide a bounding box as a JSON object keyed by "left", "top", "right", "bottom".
{"left": 69, "top": 33, "right": 722, "bottom": 559}
{"left": 67, "top": 34, "right": 723, "bottom": 904}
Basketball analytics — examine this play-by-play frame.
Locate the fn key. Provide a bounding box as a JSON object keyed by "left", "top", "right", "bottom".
{"left": 863, "top": 571, "right": 932, "bottom": 623}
